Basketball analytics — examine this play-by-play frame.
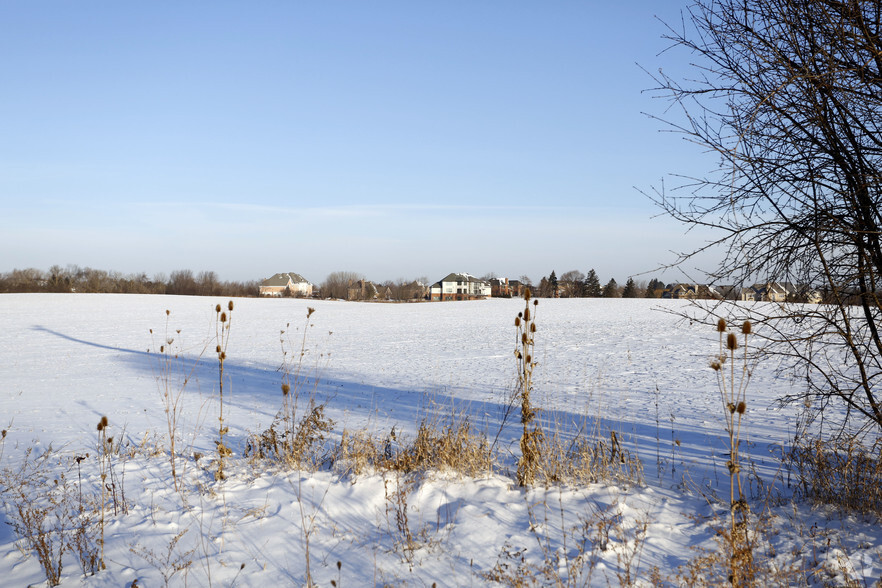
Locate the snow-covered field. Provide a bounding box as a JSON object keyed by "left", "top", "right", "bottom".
{"left": 0, "top": 293, "right": 879, "bottom": 586}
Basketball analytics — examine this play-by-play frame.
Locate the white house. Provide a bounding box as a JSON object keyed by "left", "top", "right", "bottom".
{"left": 429, "top": 273, "right": 491, "bottom": 301}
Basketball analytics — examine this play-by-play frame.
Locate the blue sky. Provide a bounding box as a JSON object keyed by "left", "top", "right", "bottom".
{"left": 1, "top": 2, "right": 719, "bottom": 286}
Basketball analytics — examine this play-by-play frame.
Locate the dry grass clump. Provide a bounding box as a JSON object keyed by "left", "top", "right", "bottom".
{"left": 535, "top": 427, "right": 644, "bottom": 487}
{"left": 383, "top": 416, "right": 493, "bottom": 476}
{"left": 245, "top": 401, "right": 336, "bottom": 470}
{"left": 331, "top": 413, "right": 494, "bottom": 478}
{"left": 788, "top": 434, "right": 882, "bottom": 515}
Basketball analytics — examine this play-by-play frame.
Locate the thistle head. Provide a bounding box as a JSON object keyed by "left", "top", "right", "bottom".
{"left": 727, "top": 332, "right": 738, "bottom": 350}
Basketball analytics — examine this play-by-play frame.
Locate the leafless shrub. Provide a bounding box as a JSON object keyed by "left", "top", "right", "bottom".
{"left": 130, "top": 529, "right": 195, "bottom": 588}
{"left": 149, "top": 309, "right": 206, "bottom": 492}
{"left": 0, "top": 449, "right": 102, "bottom": 586}
{"left": 788, "top": 435, "right": 882, "bottom": 515}
{"left": 383, "top": 471, "right": 435, "bottom": 567}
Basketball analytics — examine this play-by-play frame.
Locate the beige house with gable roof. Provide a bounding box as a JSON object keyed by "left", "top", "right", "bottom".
{"left": 259, "top": 273, "right": 313, "bottom": 297}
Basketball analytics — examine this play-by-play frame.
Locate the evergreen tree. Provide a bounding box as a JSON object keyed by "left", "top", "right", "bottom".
{"left": 548, "top": 270, "right": 558, "bottom": 297}
{"left": 583, "top": 269, "right": 602, "bottom": 297}
{"left": 622, "top": 277, "right": 638, "bottom": 298}
{"left": 603, "top": 278, "right": 620, "bottom": 298}
{"left": 537, "top": 276, "right": 550, "bottom": 298}
{"left": 645, "top": 278, "right": 663, "bottom": 298}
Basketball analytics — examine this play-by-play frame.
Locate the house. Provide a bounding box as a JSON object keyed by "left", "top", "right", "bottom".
{"left": 662, "top": 283, "right": 698, "bottom": 299}
{"left": 489, "top": 278, "right": 514, "bottom": 298}
{"left": 661, "top": 283, "right": 727, "bottom": 300}
{"left": 259, "top": 273, "right": 313, "bottom": 297}
{"left": 741, "top": 282, "right": 791, "bottom": 302}
{"left": 429, "top": 273, "right": 491, "bottom": 301}
{"left": 396, "top": 280, "right": 429, "bottom": 301}
{"left": 347, "top": 279, "right": 378, "bottom": 301}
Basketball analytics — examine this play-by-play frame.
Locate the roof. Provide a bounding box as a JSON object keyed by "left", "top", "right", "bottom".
{"left": 261, "top": 272, "right": 311, "bottom": 287}
{"left": 436, "top": 272, "right": 488, "bottom": 284}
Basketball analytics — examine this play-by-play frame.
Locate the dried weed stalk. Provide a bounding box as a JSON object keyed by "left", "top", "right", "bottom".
{"left": 515, "top": 289, "right": 542, "bottom": 487}
{"left": 710, "top": 318, "right": 754, "bottom": 586}
{"left": 214, "top": 300, "right": 234, "bottom": 480}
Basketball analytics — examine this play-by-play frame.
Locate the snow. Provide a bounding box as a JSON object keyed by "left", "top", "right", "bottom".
{"left": 0, "top": 293, "right": 879, "bottom": 586}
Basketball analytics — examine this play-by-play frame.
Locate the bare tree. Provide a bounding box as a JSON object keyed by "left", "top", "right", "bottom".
{"left": 322, "top": 271, "right": 363, "bottom": 300}
{"left": 650, "top": 0, "right": 882, "bottom": 433}
{"left": 558, "top": 270, "right": 585, "bottom": 298}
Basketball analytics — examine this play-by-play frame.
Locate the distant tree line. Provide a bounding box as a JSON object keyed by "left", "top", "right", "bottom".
{"left": 530, "top": 269, "right": 665, "bottom": 299}
{"left": 0, "top": 265, "right": 260, "bottom": 297}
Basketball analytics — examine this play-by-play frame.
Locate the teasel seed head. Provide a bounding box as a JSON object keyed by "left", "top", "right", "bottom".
{"left": 521, "top": 333, "right": 528, "bottom": 344}
{"left": 160, "top": 345, "right": 164, "bottom": 353}
{"left": 220, "top": 312, "right": 227, "bottom": 323}
{"left": 524, "top": 288, "right": 531, "bottom": 301}
{"left": 524, "top": 308, "right": 530, "bottom": 321}
{"left": 742, "top": 321, "right": 752, "bottom": 335}
{"left": 534, "top": 299, "right": 538, "bottom": 306}
{"left": 220, "top": 351, "right": 226, "bottom": 360}
{"left": 717, "top": 318, "right": 726, "bottom": 332}
{"left": 514, "top": 316, "right": 521, "bottom": 327}
{"left": 710, "top": 360, "right": 721, "bottom": 371}
{"left": 282, "top": 383, "right": 290, "bottom": 396}
{"left": 228, "top": 300, "right": 234, "bottom": 311}
{"left": 728, "top": 402, "right": 736, "bottom": 414}
{"left": 526, "top": 354, "right": 532, "bottom": 364}
{"left": 166, "top": 309, "right": 170, "bottom": 316}
{"left": 727, "top": 332, "right": 738, "bottom": 350}
{"left": 215, "top": 304, "right": 221, "bottom": 313}
{"left": 737, "top": 401, "right": 746, "bottom": 414}
{"left": 530, "top": 323, "right": 536, "bottom": 333}
{"left": 100, "top": 416, "right": 108, "bottom": 428}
